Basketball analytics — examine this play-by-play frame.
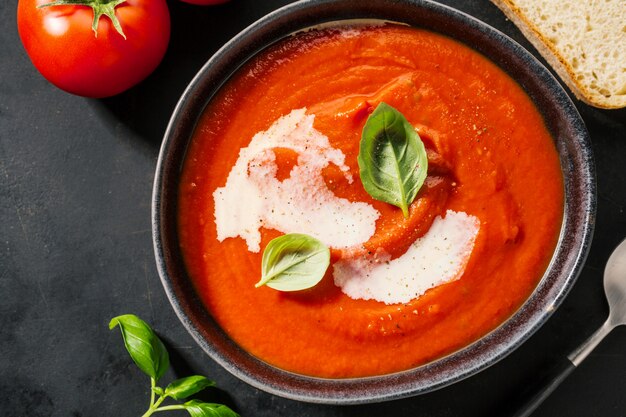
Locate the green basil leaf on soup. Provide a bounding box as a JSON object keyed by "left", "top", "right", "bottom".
{"left": 358, "top": 102, "right": 428, "bottom": 218}
{"left": 164, "top": 375, "right": 215, "bottom": 400}
{"left": 183, "top": 399, "right": 240, "bottom": 417}
{"left": 256, "top": 233, "right": 330, "bottom": 291}
{"left": 109, "top": 314, "right": 170, "bottom": 381}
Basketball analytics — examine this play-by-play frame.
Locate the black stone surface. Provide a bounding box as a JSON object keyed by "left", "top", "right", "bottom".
{"left": 1, "top": 1, "right": 625, "bottom": 416}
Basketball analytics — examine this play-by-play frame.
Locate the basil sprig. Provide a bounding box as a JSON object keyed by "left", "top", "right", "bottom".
{"left": 256, "top": 233, "right": 330, "bottom": 291}
{"left": 109, "top": 314, "right": 238, "bottom": 417}
{"left": 358, "top": 102, "right": 428, "bottom": 217}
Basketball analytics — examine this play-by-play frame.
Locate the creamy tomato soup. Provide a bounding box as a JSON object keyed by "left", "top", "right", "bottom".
{"left": 177, "top": 24, "right": 563, "bottom": 378}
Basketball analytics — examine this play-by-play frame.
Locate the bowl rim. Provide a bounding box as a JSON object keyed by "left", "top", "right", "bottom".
{"left": 152, "top": 0, "right": 596, "bottom": 404}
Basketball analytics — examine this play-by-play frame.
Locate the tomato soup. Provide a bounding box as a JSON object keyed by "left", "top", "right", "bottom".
{"left": 177, "top": 24, "right": 563, "bottom": 378}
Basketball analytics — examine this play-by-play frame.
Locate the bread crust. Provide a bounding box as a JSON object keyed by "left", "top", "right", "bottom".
{"left": 490, "top": 0, "right": 626, "bottom": 109}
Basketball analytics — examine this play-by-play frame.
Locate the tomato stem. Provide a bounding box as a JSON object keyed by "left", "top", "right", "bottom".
{"left": 37, "top": 0, "right": 128, "bottom": 39}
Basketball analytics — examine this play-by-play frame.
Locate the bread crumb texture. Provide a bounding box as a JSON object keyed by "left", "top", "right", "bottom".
{"left": 492, "top": 0, "right": 626, "bottom": 108}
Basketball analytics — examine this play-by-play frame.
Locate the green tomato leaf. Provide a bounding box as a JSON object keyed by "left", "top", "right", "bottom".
{"left": 256, "top": 233, "right": 330, "bottom": 291}
{"left": 358, "top": 102, "right": 428, "bottom": 217}
{"left": 164, "top": 375, "right": 216, "bottom": 400}
{"left": 184, "top": 400, "right": 240, "bottom": 417}
{"left": 109, "top": 314, "right": 170, "bottom": 381}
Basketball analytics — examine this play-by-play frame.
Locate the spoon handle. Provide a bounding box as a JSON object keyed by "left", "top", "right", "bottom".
{"left": 568, "top": 319, "right": 614, "bottom": 366}
{"left": 510, "top": 319, "right": 615, "bottom": 417}
{"left": 509, "top": 356, "right": 576, "bottom": 417}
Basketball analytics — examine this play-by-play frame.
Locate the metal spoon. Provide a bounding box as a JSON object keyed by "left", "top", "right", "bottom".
{"left": 511, "top": 238, "right": 626, "bottom": 417}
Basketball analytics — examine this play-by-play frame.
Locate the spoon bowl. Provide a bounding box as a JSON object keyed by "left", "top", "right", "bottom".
{"left": 604, "top": 239, "right": 626, "bottom": 328}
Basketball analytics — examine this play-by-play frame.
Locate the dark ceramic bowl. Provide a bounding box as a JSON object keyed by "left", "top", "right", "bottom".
{"left": 152, "top": 0, "right": 595, "bottom": 404}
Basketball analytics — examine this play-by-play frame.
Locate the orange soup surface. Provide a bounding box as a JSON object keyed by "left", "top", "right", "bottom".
{"left": 177, "top": 24, "right": 564, "bottom": 378}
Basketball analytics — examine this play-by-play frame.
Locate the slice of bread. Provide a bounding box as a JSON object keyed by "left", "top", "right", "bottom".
{"left": 490, "top": 0, "right": 626, "bottom": 109}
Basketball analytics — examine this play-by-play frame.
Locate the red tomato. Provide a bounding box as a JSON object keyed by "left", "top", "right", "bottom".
{"left": 179, "top": 0, "right": 231, "bottom": 5}
{"left": 17, "top": 0, "right": 170, "bottom": 98}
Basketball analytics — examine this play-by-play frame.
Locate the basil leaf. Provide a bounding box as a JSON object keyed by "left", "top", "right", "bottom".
{"left": 358, "top": 102, "right": 428, "bottom": 217}
{"left": 164, "top": 375, "right": 215, "bottom": 400}
{"left": 109, "top": 314, "right": 170, "bottom": 381}
{"left": 256, "top": 233, "right": 330, "bottom": 291}
{"left": 184, "top": 400, "right": 239, "bottom": 417}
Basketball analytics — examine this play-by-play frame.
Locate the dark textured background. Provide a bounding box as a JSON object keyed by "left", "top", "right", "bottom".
{"left": 2, "top": 0, "right": 626, "bottom": 416}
